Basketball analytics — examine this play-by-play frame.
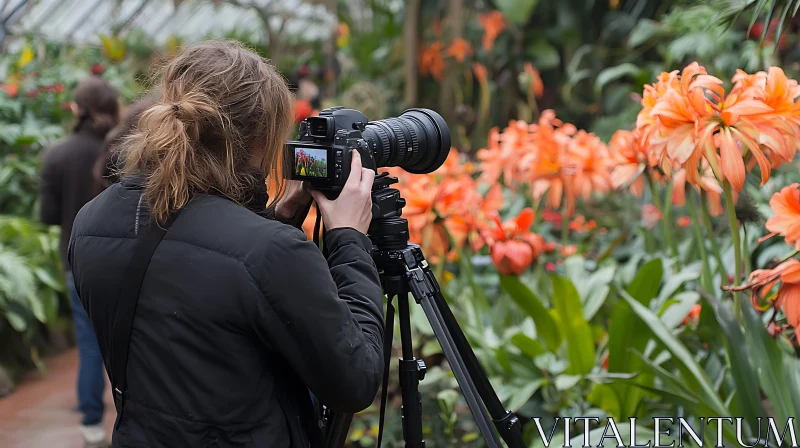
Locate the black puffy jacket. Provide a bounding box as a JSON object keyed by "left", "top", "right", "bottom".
{"left": 69, "top": 177, "right": 385, "bottom": 447}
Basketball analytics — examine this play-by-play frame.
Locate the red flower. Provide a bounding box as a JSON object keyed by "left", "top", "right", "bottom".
{"left": 750, "top": 22, "right": 765, "bottom": 39}
{"left": 641, "top": 204, "right": 662, "bottom": 229}
{"left": 294, "top": 99, "right": 313, "bottom": 123}
{"left": 24, "top": 89, "right": 38, "bottom": 98}
{"left": 480, "top": 208, "right": 548, "bottom": 275}
{"left": 91, "top": 63, "right": 105, "bottom": 75}
{"left": 541, "top": 209, "right": 562, "bottom": 226}
{"left": 677, "top": 216, "right": 692, "bottom": 228}
{"left": 681, "top": 304, "right": 701, "bottom": 325}
{"left": 2, "top": 83, "right": 18, "bottom": 98}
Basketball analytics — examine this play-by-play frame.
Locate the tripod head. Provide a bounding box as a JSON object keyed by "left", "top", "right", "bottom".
{"left": 368, "top": 172, "right": 410, "bottom": 250}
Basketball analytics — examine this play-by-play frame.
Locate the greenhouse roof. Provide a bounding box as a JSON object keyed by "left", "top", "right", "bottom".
{"left": 1, "top": 0, "right": 335, "bottom": 46}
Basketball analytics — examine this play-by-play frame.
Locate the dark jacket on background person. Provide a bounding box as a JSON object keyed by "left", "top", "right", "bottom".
{"left": 68, "top": 177, "right": 385, "bottom": 447}
{"left": 40, "top": 125, "right": 107, "bottom": 270}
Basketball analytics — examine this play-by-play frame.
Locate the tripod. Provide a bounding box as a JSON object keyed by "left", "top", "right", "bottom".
{"left": 324, "top": 173, "right": 526, "bottom": 448}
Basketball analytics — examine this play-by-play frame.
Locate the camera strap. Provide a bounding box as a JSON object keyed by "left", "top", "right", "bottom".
{"left": 111, "top": 209, "right": 182, "bottom": 431}
{"left": 375, "top": 301, "right": 395, "bottom": 447}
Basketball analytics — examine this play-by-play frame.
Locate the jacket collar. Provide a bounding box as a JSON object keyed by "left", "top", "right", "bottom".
{"left": 119, "top": 174, "right": 270, "bottom": 214}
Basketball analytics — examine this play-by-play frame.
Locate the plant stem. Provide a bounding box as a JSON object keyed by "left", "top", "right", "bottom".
{"left": 663, "top": 180, "right": 679, "bottom": 262}
{"left": 647, "top": 174, "right": 678, "bottom": 260}
{"left": 688, "top": 192, "right": 714, "bottom": 294}
{"left": 723, "top": 180, "right": 742, "bottom": 320}
{"left": 700, "top": 194, "right": 727, "bottom": 286}
{"left": 743, "top": 225, "right": 752, "bottom": 277}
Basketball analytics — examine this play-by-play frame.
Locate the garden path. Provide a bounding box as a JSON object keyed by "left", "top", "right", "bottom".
{"left": 0, "top": 349, "right": 116, "bottom": 447}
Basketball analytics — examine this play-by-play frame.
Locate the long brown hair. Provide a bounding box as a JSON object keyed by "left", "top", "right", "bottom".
{"left": 93, "top": 94, "right": 160, "bottom": 194}
{"left": 73, "top": 76, "right": 120, "bottom": 137}
{"left": 121, "top": 40, "right": 293, "bottom": 223}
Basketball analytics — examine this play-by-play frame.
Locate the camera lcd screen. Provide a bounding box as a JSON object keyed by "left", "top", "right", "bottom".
{"left": 293, "top": 147, "right": 329, "bottom": 178}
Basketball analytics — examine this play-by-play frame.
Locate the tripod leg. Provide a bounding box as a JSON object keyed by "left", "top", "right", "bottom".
{"left": 402, "top": 248, "right": 527, "bottom": 448}
{"left": 430, "top": 292, "right": 528, "bottom": 448}
{"left": 397, "top": 293, "right": 425, "bottom": 448}
{"left": 417, "top": 297, "right": 503, "bottom": 448}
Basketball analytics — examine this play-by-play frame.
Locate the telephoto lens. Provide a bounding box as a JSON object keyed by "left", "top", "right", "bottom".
{"left": 362, "top": 108, "right": 451, "bottom": 174}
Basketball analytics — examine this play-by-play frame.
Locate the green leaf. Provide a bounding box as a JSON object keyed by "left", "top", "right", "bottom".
{"left": 495, "top": 0, "right": 539, "bottom": 25}
{"left": 710, "top": 298, "right": 766, "bottom": 438}
{"left": 741, "top": 299, "right": 799, "bottom": 432}
{"left": 34, "top": 267, "right": 63, "bottom": 292}
{"left": 499, "top": 275, "right": 561, "bottom": 351}
{"left": 554, "top": 374, "right": 582, "bottom": 390}
{"left": 506, "top": 379, "right": 544, "bottom": 411}
{"left": 657, "top": 266, "right": 701, "bottom": 305}
{"left": 551, "top": 275, "right": 595, "bottom": 375}
{"left": 527, "top": 38, "right": 561, "bottom": 70}
{"left": 587, "top": 383, "right": 621, "bottom": 418}
{"left": 620, "top": 289, "right": 728, "bottom": 416}
{"left": 629, "top": 19, "right": 666, "bottom": 47}
{"left": 608, "top": 258, "right": 662, "bottom": 416}
{"left": 659, "top": 291, "right": 700, "bottom": 329}
{"left": 5, "top": 310, "right": 26, "bottom": 331}
{"left": 594, "top": 63, "right": 642, "bottom": 95}
{"left": 510, "top": 332, "right": 546, "bottom": 358}
{"left": 583, "top": 266, "right": 615, "bottom": 320}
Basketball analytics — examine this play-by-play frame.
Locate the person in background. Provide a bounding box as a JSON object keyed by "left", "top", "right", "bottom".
{"left": 93, "top": 95, "right": 159, "bottom": 195}
{"left": 290, "top": 65, "right": 321, "bottom": 123}
{"left": 39, "top": 76, "right": 120, "bottom": 448}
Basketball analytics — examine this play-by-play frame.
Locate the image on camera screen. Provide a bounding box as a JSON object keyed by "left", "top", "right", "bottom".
{"left": 294, "top": 147, "right": 328, "bottom": 178}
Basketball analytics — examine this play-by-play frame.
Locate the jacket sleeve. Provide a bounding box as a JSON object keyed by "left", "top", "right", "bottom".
{"left": 253, "top": 225, "right": 384, "bottom": 413}
{"left": 39, "top": 148, "right": 61, "bottom": 225}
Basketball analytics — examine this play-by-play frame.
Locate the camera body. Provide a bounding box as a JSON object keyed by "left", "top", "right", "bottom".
{"left": 285, "top": 107, "right": 377, "bottom": 197}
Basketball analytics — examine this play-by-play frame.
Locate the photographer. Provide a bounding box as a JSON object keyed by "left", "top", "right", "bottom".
{"left": 68, "top": 40, "right": 384, "bottom": 447}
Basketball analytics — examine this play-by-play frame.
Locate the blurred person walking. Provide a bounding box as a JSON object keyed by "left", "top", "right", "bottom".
{"left": 93, "top": 95, "right": 158, "bottom": 194}
{"left": 39, "top": 76, "right": 120, "bottom": 448}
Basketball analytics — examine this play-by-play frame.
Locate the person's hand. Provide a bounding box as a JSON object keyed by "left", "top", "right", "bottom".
{"left": 310, "top": 150, "right": 374, "bottom": 234}
{"left": 275, "top": 180, "right": 312, "bottom": 222}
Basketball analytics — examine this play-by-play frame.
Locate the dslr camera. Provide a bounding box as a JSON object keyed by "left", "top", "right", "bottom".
{"left": 285, "top": 107, "right": 451, "bottom": 198}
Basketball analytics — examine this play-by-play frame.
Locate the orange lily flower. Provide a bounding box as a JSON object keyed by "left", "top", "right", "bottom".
{"left": 437, "top": 149, "right": 475, "bottom": 179}
{"left": 609, "top": 129, "right": 647, "bottom": 197}
{"left": 473, "top": 62, "right": 488, "bottom": 84}
{"left": 670, "top": 160, "right": 722, "bottom": 207}
{"left": 727, "top": 259, "right": 800, "bottom": 339}
{"left": 522, "top": 111, "right": 577, "bottom": 212}
{"left": 480, "top": 208, "right": 548, "bottom": 275}
{"left": 420, "top": 41, "right": 445, "bottom": 80}
{"left": 523, "top": 63, "right": 544, "bottom": 98}
{"left": 569, "top": 130, "right": 613, "bottom": 201}
{"left": 647, "top": 63, "right": 723, "bottom": 171}
{"left": 569, "top": 215, "right": 596, "bottom": 233}
{"left": 446, "top": 38, "right": 473, "bottom": 63}
{"left": 478, "top": 10, "right": 507, "bottom": 52}
{"left": 764, "top": 183, "right": 800, "bottom": 249}
{"left": 695, "top": 89, "right": 775, "bottom": 191}
{"left": 477, "top": 122, "right": 531, "bottom": 186}
{"left": 732, "top": 67, "right": 799, "bottom": 166}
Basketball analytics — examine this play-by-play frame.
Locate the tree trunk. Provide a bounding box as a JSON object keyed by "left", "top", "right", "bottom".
{"left": 403, "top": 0, "right": 421, "bottom": 107}
{"left": 439, "top": 0, "right": 463, "bottom": 145}
{"left": 323, "top": 0, "right": 337, "bottom": 99}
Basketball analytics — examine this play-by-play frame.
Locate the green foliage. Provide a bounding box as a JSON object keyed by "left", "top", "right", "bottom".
{"left": 0, "top": 35, "right": 147, "bottom": 377}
